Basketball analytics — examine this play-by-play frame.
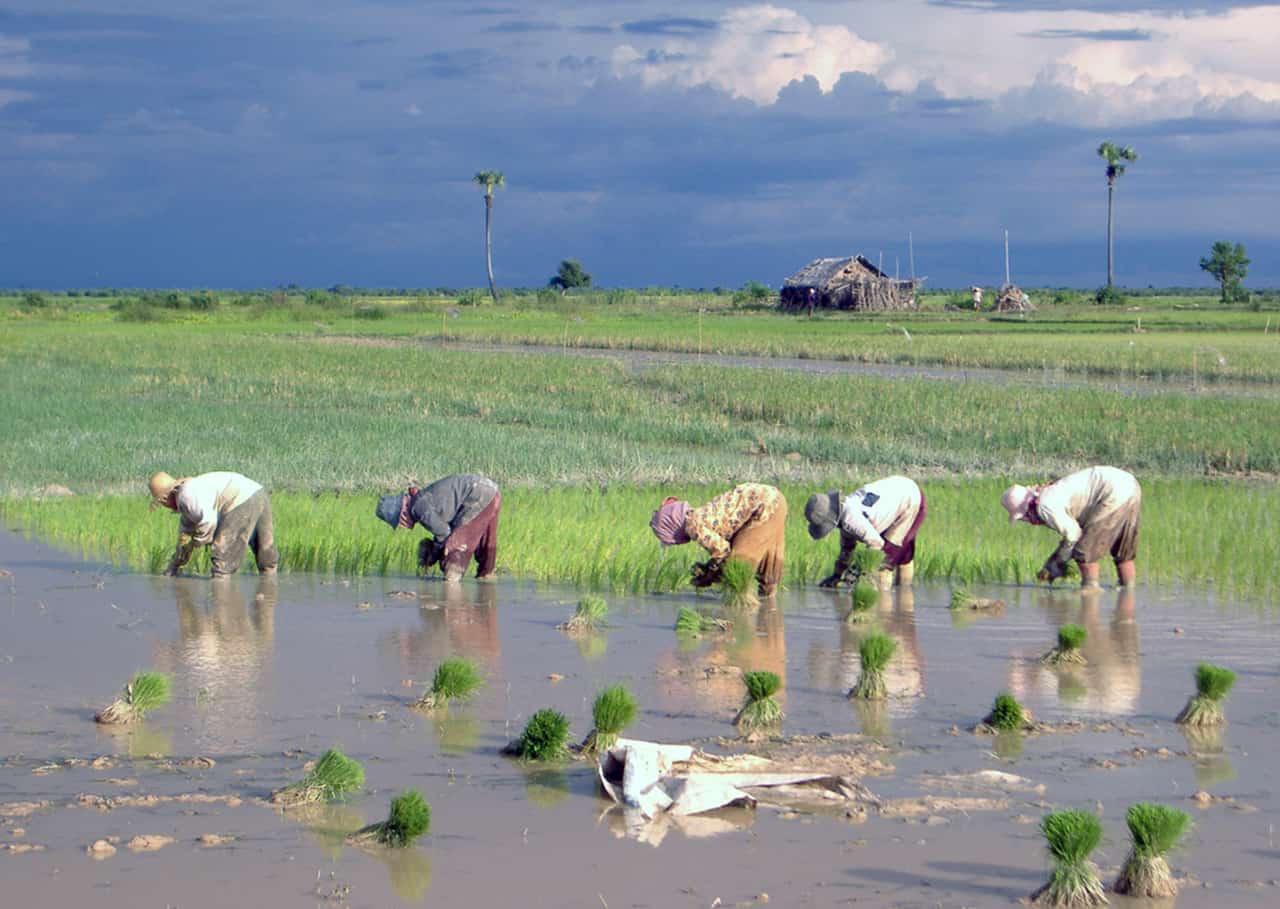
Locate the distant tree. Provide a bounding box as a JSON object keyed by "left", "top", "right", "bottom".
{"left": 548, "top": 259, "right": 592, "bottom": 293}
{"left": 21, "top": 290, "right": 49, "bottom": 308}
{"left": 1199, "top": 241, "right": 1250, "bottom": 303}
{"left": 188, "top": 289, "right": 218, "bottom": 310}
{"left": 1097, "top": 141, "right": 1138, "bottom": 287}
{"left": 473, "top": 170, "right": 505, "bottom": 303}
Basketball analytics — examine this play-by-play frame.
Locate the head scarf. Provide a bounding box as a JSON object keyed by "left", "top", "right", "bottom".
{"left": 376, "top": 487, "right": 420, "bottom": 530}
{"left": 804, "top": 490, "right": 842, "bottom": 540}
{"left": 650, "top": 496, "right": 691, "bottom": 546}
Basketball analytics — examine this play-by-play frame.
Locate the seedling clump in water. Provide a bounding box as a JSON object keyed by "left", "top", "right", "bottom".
{"left": 414, "top": 657, "right": 484, "bottom": 712}
{"left": 1175, "top": 662, "right": 1235, "bottom": 726}
{"left": 849, "top": 632, "right": 896, "bottom": 700}
{"left": 844, "top": 583, "right": 878, "bottom": 624}
{"left": 347, "top": 790, "right": 431, "bottom": 848}
{"left": 719, "top": 557, "right": 759, "bottom": 609}
{"left": 557, "top": 595, "right": 608, "bottom": 634}
{"left": 734, "top": 670, "right": 783, "bottom": 733}
{"left": 1041, "top": 624, "right": 1088, "bottom": 666}
{"left": 582, "top": 683, "right": 638, "bottom": 756}
{"left": 95, "top": 670, "right": 171, "bottom": 725}
{"left": 984, "top": 692, "right": 1028, "bottom": 731}
{"left": 949, "top": 587, "right": 1004, "bottom": 611}
{"left": 513, "top": 708, "right": 572, "bottom": 761}
{"left": 1113, "top": 802, "right": 1191, "bottom": 898}
{"left": 674, "top": 606, "right": 730, "bottom": 638}
{"left": 271, "top": 748, "right": 365, "bottom": 807}
{"left": 1030, "top": 809, "right": 1107, "bottom": 907}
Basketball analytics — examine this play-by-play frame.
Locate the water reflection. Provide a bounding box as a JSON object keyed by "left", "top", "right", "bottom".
{"left": 372, "top": 847, "right": 433, "bottom": 902}
{"left": 654, "top": 600, "right": 787, "bottom": 720}
{"left": 523, "top": 767, "right": 571, "bottom": 808}
{"left": 1008, "top": 588, "right": 1141, "bottom": 715}
{"left": 378, "top": 582, "right": 501, "bottom": 681}
{"left": 599, "top": 802, "right": 755, "bottom": 846}
{"left": 153, "top": 576, "right": 277, "bottom": 747}
{"left": 1180, "top": 725, "right": 1236, "bottom": 789}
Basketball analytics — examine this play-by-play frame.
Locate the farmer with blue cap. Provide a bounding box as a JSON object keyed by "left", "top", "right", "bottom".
{"left": 804, "top": 475, "right": 926, "bottom": 590}
{"left": 376, "top": 473, "right": 500, "bottom": 580}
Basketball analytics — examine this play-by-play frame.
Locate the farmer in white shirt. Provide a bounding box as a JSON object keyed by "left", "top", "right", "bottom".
{"left": 149, "top": 471, "right": 278, "bottom": 577}
{"left": 1001, "top": 465, "right": 1140, "bottom": 588}
{"left": 805, "top": 475, "right": 926, "bottom": 590}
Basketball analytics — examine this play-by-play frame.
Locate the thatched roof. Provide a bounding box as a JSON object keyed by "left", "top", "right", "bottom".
{"left": 784, "top": 255, "right": 887, "bottom": 289}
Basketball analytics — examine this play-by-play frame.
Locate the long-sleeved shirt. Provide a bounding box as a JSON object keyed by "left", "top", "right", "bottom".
{"left": 1035, "top": 466, "right": 1140, "bottom": 553}
{"left": 838, "top": 476, "right": 921, "bottom": 551}
{"left": 685, "top": 483, "right": 784, "bottom": 560}
{"left": 175, "top": 472, "right": 264, "bottom": 544}
{"left": 408, "top": 474, "right": 499, "bottom": 542}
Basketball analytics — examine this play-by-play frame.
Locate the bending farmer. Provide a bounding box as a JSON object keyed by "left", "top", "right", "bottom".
{"left": 149, "top": 471, "right": 278, "bottom": 578}
{"left": 376, "top": 474, "right": 500, "bottom": 581}
{"left": 650, "top": 483, "right": 787, "bottom": 596}
{"left": 804, "top": 475, "right": 926, "bottom": 590}
{"left": 1001, "top": 465, "right": 1141, "bottom": 588}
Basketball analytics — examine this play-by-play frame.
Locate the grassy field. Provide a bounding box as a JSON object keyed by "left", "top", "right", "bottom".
{"left": 1, "top": 313, "right": 1278, "bottom": 597}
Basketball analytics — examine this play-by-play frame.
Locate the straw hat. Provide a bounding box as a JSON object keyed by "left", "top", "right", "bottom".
{"left": 148, "top": 471, "right": 181, "bottom": 510}
{"left": 1001, "top": 484, "right": 1033, "bottom": 523}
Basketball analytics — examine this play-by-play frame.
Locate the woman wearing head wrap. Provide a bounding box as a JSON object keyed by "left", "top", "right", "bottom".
{"left": 149, "top": 470, "right": 278, "bottom": 578}
{"left": 804, "top": 476, "right": 925, "bottom": 590}
{"left": 376, "top": 474, "right": 500, "bottom": 581}
{"left": 650, "top": 483, "right": 787, "bottom": 596}
{"left": 1002, "top": 465, "right": 1140, "bottom": 588}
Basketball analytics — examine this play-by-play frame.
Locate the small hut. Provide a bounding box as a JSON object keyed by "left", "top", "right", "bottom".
{"left": 993, "top": 282, "right": 1035, "bottom": 313}
{"left": 780, "top": 255, "right": 918, "bottom": 312}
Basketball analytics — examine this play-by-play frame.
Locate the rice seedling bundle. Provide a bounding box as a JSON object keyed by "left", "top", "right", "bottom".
{"left": 513, "top": 708, "right": 572, "bottom": 761}
{"left": 1030, "top": 809, "right": 1107, "bottom": 907}
{"left": 844, "top": 582, "right": 878, "bottom": 624}
{"left": 1113, "top": 802, "right": 1191, "bottom": 898}
{"left": 719, "top": 557, "right": 759, "bottom": 609}
{"left": 733, "top": 670, "right": 783, "bottom": 732}
{"left": 95, "top": 670, "right": 171, "bottom": 725}
{"left": 949, "top": 587, "right": 1004, "bottom": 611}
{"left": 674, "top": 606, "right": 730, "bottom": 637}
{"left": 271, "top": 748, "right": 365, "bottom": 807}
{"left": 1175, "top": 662, "right": 1235, "bottom": 726}
{"left": 1041, "top": 624, "right": 1088, "bottom": 666}
{"left": 557, "top": 595, "right": 607, "bottom": 633}
{"left": 849, "top": 632, "right": 896, "bottom": 700}
{"left": 414, "top": 657, "right": 484, "bottom": 712}
{"left": 984, "top": 692, "right": 1028, "bottom": 731}
{"left": 582, "top": 683, "right": 638, "bottom": 756}
{"left": 347, "top": 790, "right": 431, "bottom": 848}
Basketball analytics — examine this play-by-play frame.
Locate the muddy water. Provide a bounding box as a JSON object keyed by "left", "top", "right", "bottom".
{"left": 2, "top": 528, "right": 1278, "bottom": 908}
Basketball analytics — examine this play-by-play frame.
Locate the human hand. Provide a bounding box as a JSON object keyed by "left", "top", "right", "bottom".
{"left": 818, "top": 573, "right": 842, "bottom": 588}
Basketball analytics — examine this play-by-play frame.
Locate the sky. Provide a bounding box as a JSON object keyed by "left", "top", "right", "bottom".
{"left": 2, "top": 1, "right": 1279, "bottom": 290}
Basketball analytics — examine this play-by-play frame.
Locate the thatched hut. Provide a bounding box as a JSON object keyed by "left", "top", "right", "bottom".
{"left": 780, "top": 255, "right": 918, "bottom": 311}
{"left": 993, "top": 282, "right": 1035, "bottom": 313}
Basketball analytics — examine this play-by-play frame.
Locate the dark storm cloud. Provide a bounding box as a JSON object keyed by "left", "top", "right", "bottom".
{"left": 1024, "top": 27, "right": 1154, "bottom": 40}
{"left": 621, "top": 17, "right": 717, "bottom": 36}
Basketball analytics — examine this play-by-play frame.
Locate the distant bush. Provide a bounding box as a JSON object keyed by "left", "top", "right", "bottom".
{"left": 306, "top": 289, "right": 337, "bottom": 306}
{"left": 353, "top": 304, "right": 388, "bottom": 320}
{"left": 732, "top": 281, "right": 772, "bottom": 307}
{"left": 1095, "top": 285, "right": 1127, "bottom": 305}
{"left": 115, "top": 300, "right": 169, "bottom": 322}
{"left": 456, "top": 289, "right": 487, "bottom": 306}
{"left": 188, "top": 290, "right": 219, "bottom": 311}
{"left": 1051, "top": 289, "right": 1084, "bottom": 305}
{"left": 21, "top": 291, "right": 50, "bottom": 308}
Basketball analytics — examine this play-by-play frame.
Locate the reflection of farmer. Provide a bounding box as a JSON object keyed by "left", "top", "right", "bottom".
{"left": 805, "top": 476, "right": 926, "bottom": 590}
{"left": 376, "top": 474, "right": 500, "bottom": 581}
{"left": 1002, "top": 465, "right": 1140, "bottom": 588}
{"left": 149, "top": 471, "right": 278, "bottom": 577}
{"left": 650, "top": 483, "right": 787, "bottom": 596}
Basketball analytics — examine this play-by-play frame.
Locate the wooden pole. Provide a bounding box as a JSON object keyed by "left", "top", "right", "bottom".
{"left": 908, "top": 232, "right": 915, "bottom": 281}
{"left": 1004, "top": 229, "right": 1011, "bottom": 286}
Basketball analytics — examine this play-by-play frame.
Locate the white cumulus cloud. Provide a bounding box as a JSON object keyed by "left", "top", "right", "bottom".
{"left": 611, "top": 5, "right": 891, "bottom": 104}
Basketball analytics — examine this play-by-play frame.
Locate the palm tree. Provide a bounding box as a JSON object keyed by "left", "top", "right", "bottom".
{"left": 1097, "top": 141, "right": 1137, "bottom": 287}
{"left": 473, "top": 170, "right": 505, "bottom": 302}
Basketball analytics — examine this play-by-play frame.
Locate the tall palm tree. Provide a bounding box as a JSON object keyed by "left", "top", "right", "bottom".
{"left": 473, "top": 170, "right": 505, "bottom": 302}
{"left": 1097, "top": 141, "right": 1137, "bottom": 287}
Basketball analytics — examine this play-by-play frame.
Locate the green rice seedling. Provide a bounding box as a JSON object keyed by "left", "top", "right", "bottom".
{"left": 557, "top": 595, "right": 608, "bottom": 633}
{"left": 984, "top": 692, "right": 1028, "bottom": 731}
{"left": 513, "top": 708, "right": 572, "bottom": 761}
{"left": 1175, "top": 662, "right": 1235, "bottom": 726}
{"left": 1030, "top": 809, "right": 1107, "bottom": 907}
{"left": 413, "top": 657, "right": 483, "bottom": 712}
{"left": 733, "top": 670, "right": 783, "bottom": 733}
{"left": 582, "top": 683, "right": 638, "bottom": 756}
{"left": 949, "top": 587, "right": 1005, "bottom": 611}
{"left": 1113, "top": 802, "right": 1191, "bottom": 897}
{"left": 849, "top": 632, "right": 896, "bottom": 700}
{"left": 719, "top": 557, "right": 759, "bottom": 609}
{"left": 674, "top": 606, "right": 731, "bottom": 638}
{"left": 347, "top": 790, "right": 431, "bottom": 848}
{"left": 844, "top": 582, "right": 878, "bottom": 624}
{"left": 95, "top": 670, "right": 171, "bottom": 725}
{"left": 271, "top": 748, "right": 365, "bottom": 807}
{"left": 1041, "top": 624, "right": 1088, "bottom": 666}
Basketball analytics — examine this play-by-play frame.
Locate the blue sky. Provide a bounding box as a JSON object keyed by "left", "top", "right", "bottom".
{"left": 2, "top": 1, "right": 1279, "bottom": 289}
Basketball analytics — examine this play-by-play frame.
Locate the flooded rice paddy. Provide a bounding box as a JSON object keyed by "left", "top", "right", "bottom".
{"left": 2, "top": 528, "right": 1277, "bottom": 908}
